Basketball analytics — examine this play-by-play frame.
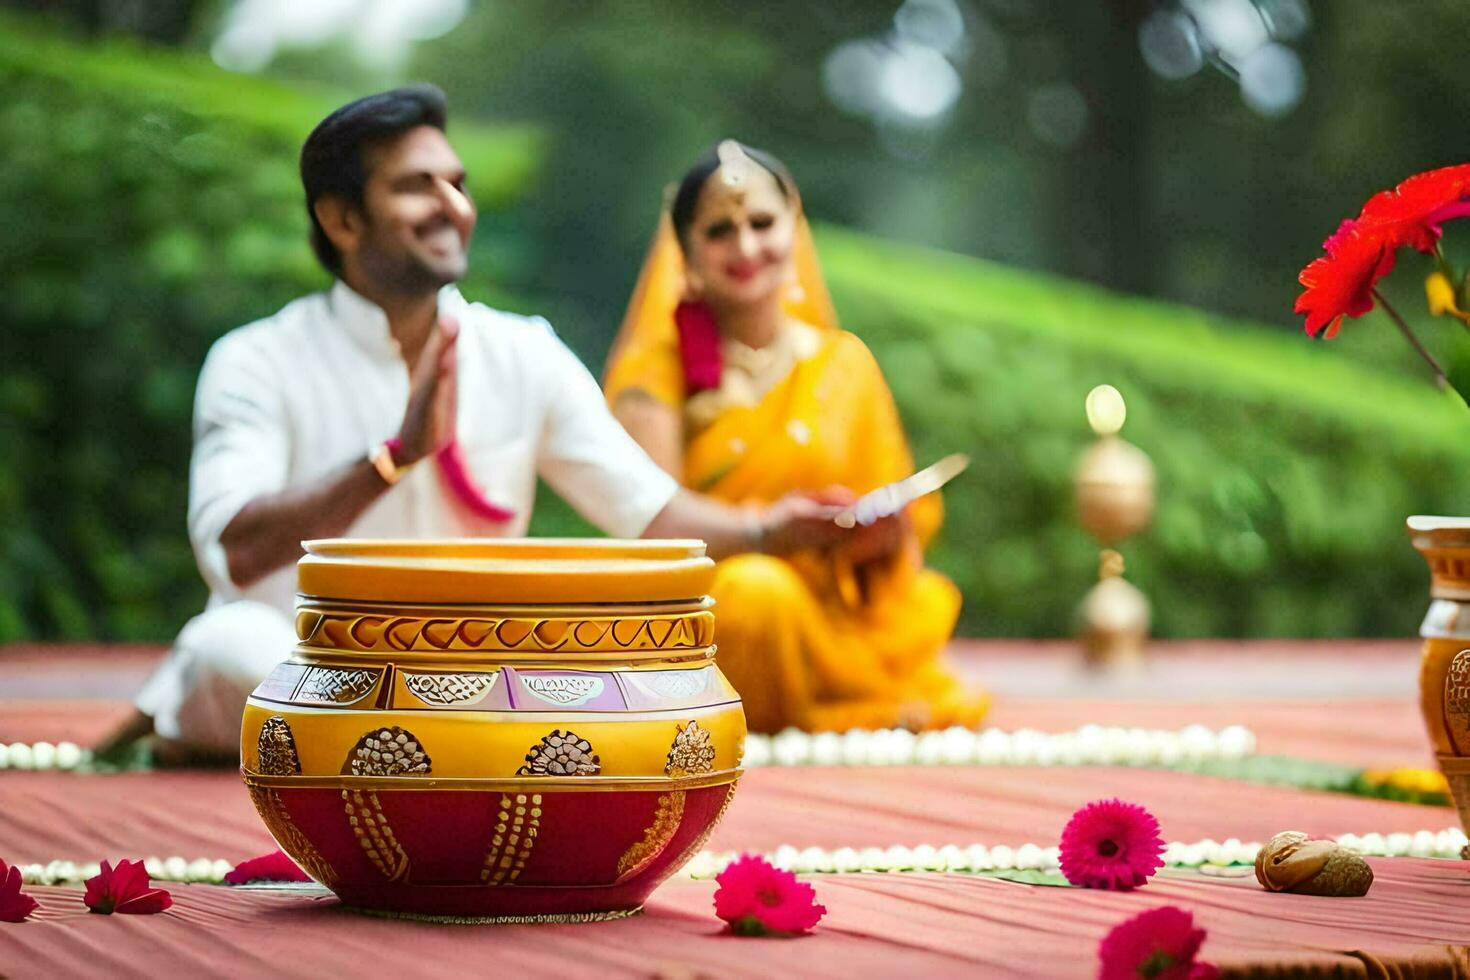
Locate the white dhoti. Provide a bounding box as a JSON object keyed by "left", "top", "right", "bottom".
{"left": 133, "top": 601, "right": 297, "bottom": 752}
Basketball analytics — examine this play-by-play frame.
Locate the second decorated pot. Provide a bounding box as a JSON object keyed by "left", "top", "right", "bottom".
{"left": 1409, "top": 516, "right": 1470, "bottom": 839}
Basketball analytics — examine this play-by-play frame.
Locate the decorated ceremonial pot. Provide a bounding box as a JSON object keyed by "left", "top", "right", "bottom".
{"left": 1409, "top": 517, "right": 1470, "bottom": 836}
{"left": 240, "top": 538, "right": 745, "bottom": 921}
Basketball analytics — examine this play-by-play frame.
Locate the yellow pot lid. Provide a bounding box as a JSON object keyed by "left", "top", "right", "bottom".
{"left": 297, "top": 538, "right": 714, "bottom": 604}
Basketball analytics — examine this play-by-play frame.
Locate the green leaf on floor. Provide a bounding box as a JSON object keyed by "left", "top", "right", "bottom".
{"left": 1181, "top": 754, "right": 1364, "bottom": 791}
{"left": 1178, "top": 755, "right": 1452, "bottom": 807}
{"left": 972, "top": 868, "right": 1073, "bottom": 887}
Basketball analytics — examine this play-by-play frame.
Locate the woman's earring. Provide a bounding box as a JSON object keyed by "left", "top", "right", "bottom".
{"left": 785, "top": 266, "right": 805, "bottom": 304}
{"left": 682, "top": 272, "right": 705, "bottom": 303}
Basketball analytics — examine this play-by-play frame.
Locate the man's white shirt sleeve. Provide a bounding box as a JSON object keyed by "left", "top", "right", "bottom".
{"left": 528, "top": 322, "right": 679, "bottom": 538}
{"left": 186, "top": 329, "right": 292, "bottom": 598}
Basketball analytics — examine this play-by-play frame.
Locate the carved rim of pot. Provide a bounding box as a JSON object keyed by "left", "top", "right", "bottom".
{"left": 1409, "top": 516, "right": 1470, "bottom": 601}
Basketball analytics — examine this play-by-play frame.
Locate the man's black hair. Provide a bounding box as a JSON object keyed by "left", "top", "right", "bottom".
{"left": 299, "top": 84, "right": 448, "bottom": 276}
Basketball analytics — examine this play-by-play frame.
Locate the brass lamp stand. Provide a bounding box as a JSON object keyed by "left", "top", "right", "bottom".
{"left": 1075, "top": 385, "right": 1156, "bottom": 671}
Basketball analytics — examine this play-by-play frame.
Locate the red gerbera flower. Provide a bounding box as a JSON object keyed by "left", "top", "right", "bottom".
{"left": 0, "top": 859, "right": 39, "bottom": 923}
{"left": 1098, "top": 906, "right": 1217, "bottom": 980}
{"left": 83, "top": 860, "right": 172, "bottom": 915}
{"left": 1294, "top": 227, "right": 1396, "bottom": 338}
{"left": 713, "top": 854, "right": 826, "bottom": 936}
{"left": 1296, "top": 164, "right": 1470, "bottom": 338}
{"left": 1354, "top": 163, "right": 1470, "bottom": 254}
{"left": 223, "top": 850, "right": 311, "bottom": 885}
{"left": 1059, "top": 798, "right": 1165, "bottom": 891}
{"left": 1322, "top": 218, "right": 1358, "bottom": 256}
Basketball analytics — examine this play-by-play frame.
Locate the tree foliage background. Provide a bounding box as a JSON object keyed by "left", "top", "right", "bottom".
{"left": 4, "top": 0, "right": 1469, "bottom": 642}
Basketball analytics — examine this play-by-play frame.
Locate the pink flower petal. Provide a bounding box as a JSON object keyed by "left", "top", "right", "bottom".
{"left": 84, "top": 859, "right": 171, "bottom": 916}
{"left": 225, "top": 850, "right": 311, "bottom": 885}
{"left": 0, "top": 862, "right": 39, "bottom": 923}
{"left": 115, "top": 888, "right": 173, "bottom": 915}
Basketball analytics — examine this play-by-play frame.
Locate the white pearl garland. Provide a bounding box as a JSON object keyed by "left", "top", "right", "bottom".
{"left": 0, "top": 726, "right": 1257, "bottom": 775}
{"left": 12, "top": 826, "right": 1467, "bottom": 888}
{"left": 741, "top": 724, "right": 1257, "bottom": 769}
{"left": 0, "top": 742, "right": 91, "bottom": 772}
{"left": 15, "top": 857, "right": 236, "bottom": 886}
{"left": 681, "top": 826, "right": 1470, "bottom": 879}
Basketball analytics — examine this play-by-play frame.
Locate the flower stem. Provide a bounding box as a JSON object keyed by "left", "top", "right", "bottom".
{"left": 1373, "top": 288, "right": 1448, "bottom": 389}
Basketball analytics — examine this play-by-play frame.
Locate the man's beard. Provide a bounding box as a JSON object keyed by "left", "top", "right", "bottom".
{"left": 356, "top": 229, "right": 464, "bottom": 296}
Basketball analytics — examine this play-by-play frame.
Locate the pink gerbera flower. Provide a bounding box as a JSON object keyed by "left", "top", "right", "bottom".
{"left": 713, "top": 854, "right": 826, "bottom": 937}
{"left": 1060, "top": 799, "right": 1165, "bottom": 890}
{"left": 1098, "top": 906, "right": 1218, "bottom": 980}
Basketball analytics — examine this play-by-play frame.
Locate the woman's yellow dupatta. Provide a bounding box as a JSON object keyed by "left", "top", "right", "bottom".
{"left": 603, "top": 208, "right": 839, "bottom": 412}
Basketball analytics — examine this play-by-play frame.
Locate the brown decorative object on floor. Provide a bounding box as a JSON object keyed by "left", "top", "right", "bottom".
{"left": 1075, "top": 385, "right": 1155, "bottom": 672}
{"left": 1409, "top": 517, "right": 1470, "bottom": 837}
{"left": 1254, "top": 831, "right": 1373, "bottom": 897}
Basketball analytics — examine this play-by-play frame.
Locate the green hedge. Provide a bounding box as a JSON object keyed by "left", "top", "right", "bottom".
{"left": 0, "top": 16, "right": 539, "bottom": 641}
{"left": 814, "top": 227, "right": 1467, "bottom": 637}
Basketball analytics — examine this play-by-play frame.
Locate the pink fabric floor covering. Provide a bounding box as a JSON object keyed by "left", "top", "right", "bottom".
{"left": 1, "top": 642, "right": 1466, "bottom": 976}
{"left": 0, "top": 767, "right": 1459, "bottom": 867}
{"left": 4, "top": 858, "right": 1468, "bottom": 978}
{"left": 0, "top": 766, "right": 1465, "bottom": 978}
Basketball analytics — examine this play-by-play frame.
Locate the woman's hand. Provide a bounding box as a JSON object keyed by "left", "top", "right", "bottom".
{"left": 843, "top": 510, "right": 909, "bottom": 567}
{"left": 769, "top": 486, "right": 907, "bottom": 564}
{"left": 755, "top": 486, "right": 906, "bottom": 561}
{"left": 757, "top": 492, "right": 849, "bottom": 555}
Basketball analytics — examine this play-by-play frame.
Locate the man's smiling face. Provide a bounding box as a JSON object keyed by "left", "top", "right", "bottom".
{"left": 352, "top": 124, "right": 476, "bottom": 293}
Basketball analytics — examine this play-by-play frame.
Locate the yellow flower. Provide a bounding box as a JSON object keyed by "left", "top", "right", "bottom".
{"left": 1362, "top": 767, "right": 1450, "bottom": 795}
{"left": 1426, "top": 271, "right": 1470, "bottom": 322}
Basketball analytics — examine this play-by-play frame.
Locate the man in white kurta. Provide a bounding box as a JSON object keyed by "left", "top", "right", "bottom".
{"left": 132, "top": 281, "right": 680, "bottom": 748}
{"left": 112, "top": 84, "right": 850, "bottom": 758}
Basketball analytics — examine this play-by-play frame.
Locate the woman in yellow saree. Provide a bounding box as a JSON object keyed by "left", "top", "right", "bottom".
{"left": 604, "top": 141, "right": 987, "bottom": 734}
